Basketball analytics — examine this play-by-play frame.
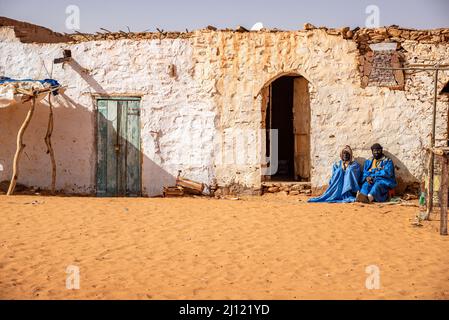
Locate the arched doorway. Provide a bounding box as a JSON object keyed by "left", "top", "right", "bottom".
{"left": 261, "top": 74, "right": 311, "bottom": 182}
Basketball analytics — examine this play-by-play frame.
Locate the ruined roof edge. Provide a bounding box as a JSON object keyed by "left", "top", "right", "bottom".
{"left": 1, "top": 17, "right": 448, "bottom": 45}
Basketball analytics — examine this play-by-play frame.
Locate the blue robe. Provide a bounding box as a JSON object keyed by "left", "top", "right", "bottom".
{"left": 308, "top": 160, "right": 361, "bottom": 203}
{"left": 360, "top": 157, "right": 397, "bottom": 202}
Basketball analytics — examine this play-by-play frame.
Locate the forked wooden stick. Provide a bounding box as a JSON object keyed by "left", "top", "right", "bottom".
{"left": 7, "top": 97, "right": 36, "bottom": 195}
{"left": 44, "top": 93, "right": 56, "bottom": 194}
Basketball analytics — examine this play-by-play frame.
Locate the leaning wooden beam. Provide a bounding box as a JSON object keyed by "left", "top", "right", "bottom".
{"left": 176, "top": 177, "right": 204, "bottom": 194}
{"left": 440, "top": 155, "right": 448, "bottom": 236}
{"left": 426, "top": 135, "right": 434, "bottom": 219}
{"left": 175, "top": 171, "right": 204, "bottom": 195}
{"left": 44, "top": 93, "right": 56, "bottom": 194}
{"left": 7, "top": 97, "right": 36, "bottom": 196}
{"left": 16, "top": 88, "right": 33, "bottom": 96}
{"left": 426, "top": 69, "right": 440, "bottom": 219}
{"left": 17, "top": 85, "right": 61, "bottom": 99}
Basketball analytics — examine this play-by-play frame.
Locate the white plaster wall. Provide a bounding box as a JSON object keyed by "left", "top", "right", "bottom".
{"left": 1, "top": 27, "right": 448, "bottom": 195}
{"left": 0, "top": 27, "right": 216, "bottom": 196}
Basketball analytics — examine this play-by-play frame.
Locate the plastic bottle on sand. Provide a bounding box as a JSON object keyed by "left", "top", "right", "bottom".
{"left": 413, "top": 182, "right": 427, "bottom": 226}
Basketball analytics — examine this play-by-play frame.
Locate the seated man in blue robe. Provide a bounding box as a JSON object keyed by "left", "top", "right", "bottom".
{"left": 356, "top": 143, "right": 397, "bottom": 203}
{"left": 308, "top": 145, "right": 361, "bottom": 203}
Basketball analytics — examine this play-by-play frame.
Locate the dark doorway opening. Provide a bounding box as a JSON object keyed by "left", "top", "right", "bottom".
{"left": 441, "top": 81, "right": 449, "bottom": 95}
{"left": 442, "top": 81, "right": 449, "bottom": 147}
{"left": 262, "top": 75, "right": 311, "bottom": 182}
{"left": 268, "top": 77, "right": 295, "bottom": 180}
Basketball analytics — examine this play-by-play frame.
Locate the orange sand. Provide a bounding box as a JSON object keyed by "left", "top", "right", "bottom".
{"left": 0, "top": 194, "right": 448, "bottom": 300}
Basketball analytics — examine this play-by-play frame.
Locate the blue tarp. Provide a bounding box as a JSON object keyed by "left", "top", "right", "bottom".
{"left": 360, "top": 157, "right": 397, "bottom": 202}
{"left": 308, "top": 160, "right": 362, "bottom": 203}
{"left": 0, "top": 77, "right": 61, "bottom": 95}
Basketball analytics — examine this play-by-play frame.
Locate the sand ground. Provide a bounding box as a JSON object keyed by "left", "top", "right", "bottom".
{"left": 0, "top": 194, "right": 448, "bottom": 300}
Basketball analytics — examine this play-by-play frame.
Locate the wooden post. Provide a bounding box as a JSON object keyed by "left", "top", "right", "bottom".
{"left": 427, "top": 136, "right": 434, "bottom": 219}
{"left": 267, "top": 84, "right": 273, "bottom": 181}
{"left": 426, "top": 69, "right": 440, "bottom": 219}
{"left": 440, "top": 154, "right": 448, "bottom": 235}
{"left": 7, "top": 97, "right": 36, "bottom": 195}
{"left": 44, "top": 93, "right": 56, "bottom": 194}
{"left": 432, "top": 68, "right": 439, "bottom": 148}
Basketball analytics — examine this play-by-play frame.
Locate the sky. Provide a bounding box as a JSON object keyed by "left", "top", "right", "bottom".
{"left": 0, "top": 0, "right": 448, "bottom": 33}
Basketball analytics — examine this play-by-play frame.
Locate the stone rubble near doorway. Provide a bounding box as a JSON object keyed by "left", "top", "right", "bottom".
{"left": 262, "top": 182, "right": 312, "bottom": 196}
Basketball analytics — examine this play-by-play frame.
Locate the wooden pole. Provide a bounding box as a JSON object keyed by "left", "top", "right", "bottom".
{"left": 7, "top": 97, "right": 36, "bottom": 196}
{"left": 440, "top": 154, "right": 448, "bottom": 235}
{"left": 427, "top": 138, "right": 434, "bottom": 219}
{"left": 426, "top": 68, "right": 440, "bottom": 219}
{"left": 44, "top": 93, "right": 56, "bottom": 194}
{"left": 432, "top": 68, "right": 439, "bottom": 148}
{"left": 264, "top": 84, "right": 273, "bottom": 181}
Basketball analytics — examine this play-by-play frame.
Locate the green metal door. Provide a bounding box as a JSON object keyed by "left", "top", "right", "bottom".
{"left": 96, "top": 98, "right": 141, "bottom": 197}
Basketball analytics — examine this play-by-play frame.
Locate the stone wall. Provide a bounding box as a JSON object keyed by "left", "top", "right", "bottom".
{"left": 0, "top": 17, "right": 72, "bottom": 43}
{"left": 1, "top": 21, "right": 448, "bottom": 196}
{"left": 190, "top": 29, "right": 449, "bottom": 193}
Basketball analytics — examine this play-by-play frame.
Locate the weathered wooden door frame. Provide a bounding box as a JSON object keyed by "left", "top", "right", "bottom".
{"left": 292, "top": 77, "right": 311, "bottom": 182}
{"left": 94, "top": 96, "right": 142, "bottom": 197}
{"left": 260, "top": 75, "right": 311, "bottom": 182}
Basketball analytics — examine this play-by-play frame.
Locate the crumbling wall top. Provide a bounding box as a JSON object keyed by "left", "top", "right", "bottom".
{"left": 1, "top": 17, "right": 448, "bottom": 46}
{"left": 0, "top": 16, "right": 72, "bottom": 43}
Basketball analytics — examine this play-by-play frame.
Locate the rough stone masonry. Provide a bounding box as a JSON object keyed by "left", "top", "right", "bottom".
{"left": 0, "top": 18, "right": 448, "bottom": 196}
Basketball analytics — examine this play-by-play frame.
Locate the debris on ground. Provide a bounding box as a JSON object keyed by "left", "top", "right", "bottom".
{"left": 412, "top": 216, "right": 424, "bottom": 227}
{"left": 224, "top": 196, "right": 240, "bottom": 201}
{"left": 389, "top": 197, "right": 402, "bottom": 203}
{"left": 163, "top": 171, "right": 205, "bottom": 198}
{"left": 403, "top": 193, "right": 418, "bottom": 201}
{"left": 24, "top": 200, "right": 45, "bottom": 205}
{"left": 163, "top": 186, "right": 184, "bottom": 197}
{"left": 176, "top": 174, "right": 204, "bottom": 195}
{"left": 262, "top": 183, "right": 312, "bottom": 196}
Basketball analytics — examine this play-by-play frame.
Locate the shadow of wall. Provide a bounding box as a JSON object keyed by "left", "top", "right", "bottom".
{"left": 95, "top": 102, "right": 176, "bottom": 197}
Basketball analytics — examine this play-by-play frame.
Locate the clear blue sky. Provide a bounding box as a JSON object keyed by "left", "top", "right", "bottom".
{"left": 0, "top": 0, "right": 448, "bottom": 33}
